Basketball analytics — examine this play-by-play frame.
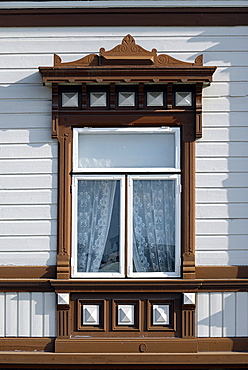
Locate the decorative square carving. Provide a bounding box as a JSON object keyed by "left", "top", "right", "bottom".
{"left": 147, "top": 91, "right": 163, "bottom": 106}
{"left": 147, "top": 299, "right": 176, "bottom": 331}
{"left": 118, "top": 92, "right": 135, "bottom": 106}
{"left": 117, "top": 304, "right": 134, "bottom": 325}
{"left": 90, "top": 92, "right": 107, "bottom": 107}
{"left": 183, "top": 292, "right": 196, "bottom": 305}
{"left": 62, "top": 92, "right": 79, "bottom": 107}
{"left": 57, "top": 293, "right": 70, "bottom": 305}
{"left": 175, "top": 91, "right": 192, "bottom": 106}
{"left": 112, "top": 300, "right": 140, "bottom": 331}
{"left": 77, "top": 299, "right": 106, "bottom": 331}
{"left": 153, "top": 304, "right": 170, "bottom": 325}
{"left": 83, "top": 304, "right": 99, "bottom": 325}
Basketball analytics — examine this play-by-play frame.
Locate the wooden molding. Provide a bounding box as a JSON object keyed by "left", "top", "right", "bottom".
{"left": 196, "top": 266, "right": 248, "bottom": 279}
{"left": 57, "top": 305, "right": 71, "bottom": 338}
{"left": 0, "top": 7, "right": 247, "bottom": 27}
{"left": 0, "top": 338, "right": 54, "bottom": 352}
{"left": 182, "top": 305, "right": 196, "bottom": 338}
{"left": 0, "top": 265, "right": 56, "bottom": 279}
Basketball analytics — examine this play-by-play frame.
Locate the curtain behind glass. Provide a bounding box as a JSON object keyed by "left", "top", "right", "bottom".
{"left": 133, "top": 179, "right": 175, "bottom": 273}
{"left": 77, "top": 180, "right": 117, "bottom": 272}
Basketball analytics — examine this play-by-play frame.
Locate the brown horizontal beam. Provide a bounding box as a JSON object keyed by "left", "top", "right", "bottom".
{"left": 0, "top": 265, "right": 56, "bottom": 279}
{"left": 0, "top": 7, "right": 247, "bottom": 27}
{"left": 196, "top": 266, "right": 248, "bottom": 279}
{"left": 0, "top": 338, "right": 54, "bottom": 352}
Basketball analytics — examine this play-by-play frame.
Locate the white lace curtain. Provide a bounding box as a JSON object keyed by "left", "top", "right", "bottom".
{"left": 133, "top": 179, "right": 175, "bottom": 273}
{"left": 77, "top": 180, "right": 117, "bottom": 272}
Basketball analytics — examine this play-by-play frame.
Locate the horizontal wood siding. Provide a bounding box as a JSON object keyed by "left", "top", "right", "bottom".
{"left": 197, "top": 292, "right": 248, "bottom": 337}
{"left": 0, "top": 27, "right": 247, "bottom": 266}
{"left": 0, "top": 292, "right": 56, "bottom": 337}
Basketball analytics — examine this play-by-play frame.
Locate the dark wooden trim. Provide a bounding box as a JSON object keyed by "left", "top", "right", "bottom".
{"left": 55, "top": 338, "right": 197, "bottom": 354}
{"left": 51, "top": 279, "right": 248, "bottom": 293}
{"left": 0, "top": 351, "right": 248, "bottom": 368}
{"left": 198, "top": 338, "right": 248, "bottom": 353}
{"left": 0, "top": 279, "right": 53, "bottom": 292}
{"left": 0, "top": 8, "right": 247, "bottom": 27}
{"left": 182, "top": 305, "right": 195, "bottom": 338}
{"left": 0, "top": 265, "right": 56, "bottom": 279}
{"left": 0, "top": 338, "right": 55, "bottom": 352}
{"left": 196, "top": 266, "right": 248, "bottom": 279}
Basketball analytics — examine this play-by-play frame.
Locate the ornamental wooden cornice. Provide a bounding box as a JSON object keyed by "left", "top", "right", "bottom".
{"left": 39, "top": 35, "right": 216, "bottom": 84}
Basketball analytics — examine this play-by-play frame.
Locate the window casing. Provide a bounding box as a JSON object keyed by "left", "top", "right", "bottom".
{"left": 72, "top": 127, "right": 181, "bottom": 278}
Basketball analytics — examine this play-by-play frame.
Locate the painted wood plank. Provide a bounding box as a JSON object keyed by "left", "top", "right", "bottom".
{"left": 0, "top": 129, "right": 54, "bottom": 144}
{"left": 0, "top": 236, "right": 57, "bottom": 252}
{"left": 0, "top": 144, "right": 57, "bottom": 159}
{"left": 18, "top": 292, "right": 31, "bottom": 337}
{"left": 0, "top": 114, "right": 51, "bottom": 129}
{"left": 210, "top": 292, "right": 223, "bottom": 337}
{"left": 0, "top": 293, "right": 5, "bottom": 337}
{"left": 44, "top": 293, "right": 56, "bottom": 337}
{"left": 0, "top": 236, "right": 56, "bottom": 252}
{"left": 0, "top": 220, "right": 57, "bottom": 236}
{"left": 196, "top": 204, "right": 248, "bottom": 219}
{"left": 0, "top": 100, "right": 51, "bottom": 114}
{"left": 31, "top": 292, "right": 44, "bottom": 337}
{"left": 236, "top": 292, "right": 248, "bottom": 337}
{"left": 197, "top": 219, "right": 248, "bottom": 235}
{"left": 197, "top": 158, "right": 248, "bottom": 173}
{"left": 196, "top": 293, "right": 210, "bottom": 337}
{"left": 5, "top": 292, "right": 18, "bottom": 337}
{"left": 0, "top": 251, "right": 56, "bottom": 266}
{"left": 196, "top": 173, "right": 248, "bottom": 188}
{"left": 203, "top": 82, "right": 248, "bottom": 97}
{"left": 196, "top": 251, "right": 248, "bottom": 266}
{"left": 196, "top": 188, "right": 248, "bottom": 203}
{"left": 203, "top": 96, "right": 248, "bottom": 112}
{"left": 223, "top": 292, "right": 236, "bottom": 337}
{"left": 0, "top": 159, "right": 57, "bottom": 174}
{"left": 0, "top": 84, "right": 51, "bottom": 99}
{"left": 202, "top": 112, "right": 248, "bottom": 127}
{"left": 196, "top": 143, "right": 248, "bottom": 157}
{"left": 200, "top": 128, "right": 248, "bottom": 142}
{"left": 0, "top": 190, "right": 57, "bottom": 205}
{"left": 0, "top": 175, "right": 57, "bottom": 190}
{"left": 196, "top": 235, "right": 248, "bottom": 251}
{"left": 1, "top": 26, "right": 247, "bottom": 37}
{"left": 0, "top": 205, "right": 57, "bottom": 220}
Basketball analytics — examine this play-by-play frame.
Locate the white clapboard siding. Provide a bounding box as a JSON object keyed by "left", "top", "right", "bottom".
{"left": 199, "top": 128, "right": 248, "bottom": 142}
{"left": 0, "top": 84, "right": 51, "bottom": 99}
{"left": 0, "top": 292, "right": 56, "bottom": 337}
{"left": 196, "top": 235, "right": 248, "bottom": 251}
{"left": 196, "top": 204, "right": 248, "bottom": 219}
{"left": 196, "top": 251, "right": 248, "bottom": 266}
{"left": 202, "top": 112, "right": 248, "bottom": 127}
{"left": 0, "top": 159, "right": 57, "bottom": 174}
{"left": 0, "top": 252, "right": 56, "bottom": 266}
{"left": 197, "top": 292, "right": 248, "bottom": 337}
{"left": 0, "top": 114, "right": 51, "bottom": 129}
{"left": 0, "top": 205, "right": 57, "bottom": 220}
{"left": 197, "top": 219, "right": 248, "bottom": 235}
{"left": 197, "top": 173, "right": 248, "bottom": 188}
{"left": 0, "top": 100, "right": 51, "bottom": 114}
{"left": 0, "top": 220, "right": 57, "bottom": 236}
{"left": 197, "top": 188, "right": 248, "bottom": 203}
{"left": 0, "top": 144, "right": 57, "bottom": 159}
{"left": 203, "top": 96, "right": 248, "bottom": 112}
{"left": 0, "top": 129, "right": 54, "bottom": 144}
{"left": 0, "top": 175, "right": 56, "bottom": 189}
{"left": 203, "top": 82, "right": 248, "bottom": 97}
{"left": 196, "top": 143, "right": 248, "bottom": 157}
{"left": 196, "top": 158, "right": 248, "bottom": 172}
{"left": 0, "top": 236, "right": 57, "bottom": 252}
{"left": 0, "top": 190, "right": 57, "bottom": 204}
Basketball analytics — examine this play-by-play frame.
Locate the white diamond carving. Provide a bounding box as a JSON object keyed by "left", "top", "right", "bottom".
{"left": 90, "top": 92, "right": 107, "bottom": 107}
{"left": 183, "top": 292, "right": 196, "bottom": 305}
{"left": 147, "top": 91, "right": 163, "bottom": 106}
{"left": 57, "top": 293, "right": 70, "bottom": 305}
{"left": 83, "top": 304, "right": 99, "bottom": 325}
{"left": 175, "top": 91, "right": 192, "bottom": 106}
{"left": 117, "top": 304, "right": 134, "bottom": 325}
{"left": 62, "top": 92, "right": 79, "bottom": 107}
{"left": 153, "top": 304, "right": 170, "bottom": 325}
{"left": 118, "top": 92, "right": 135, "bottom": 107}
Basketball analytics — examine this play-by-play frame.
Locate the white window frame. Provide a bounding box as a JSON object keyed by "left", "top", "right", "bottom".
{"left": 127, "top": 174, "right": 181, "bottom": 278}
{"left": 71, "top": 175, "right": 126, "bottom": 278}
{"left": 73, "top": 127, "right": 180, "bottom": 173}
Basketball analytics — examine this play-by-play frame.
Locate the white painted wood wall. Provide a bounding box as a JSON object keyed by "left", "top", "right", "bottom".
{"left": 0, "top": 26, "right": 247, "bottom": 266}
{"left": 0, "top": 292, "right": 56, "bottom": 337}
{"left": 197, "top": 292, "right": 248, "bottom": 337}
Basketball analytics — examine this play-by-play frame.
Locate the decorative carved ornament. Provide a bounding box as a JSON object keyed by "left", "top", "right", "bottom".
{"left": 39, "top": 34, "right": 216, "bottom": 84}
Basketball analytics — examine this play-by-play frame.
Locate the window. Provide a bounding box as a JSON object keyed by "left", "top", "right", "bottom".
{"left": 71, "top": 127, "right": 181, "bottom": 278}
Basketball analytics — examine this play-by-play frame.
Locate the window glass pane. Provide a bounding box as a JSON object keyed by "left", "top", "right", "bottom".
{"left": 77, "top": 131, "right": 176, "bottom": 169}
{"left": 132, "top": 179, "right": 175, "bottom": 273}
{"left": 77, "top": 179, "right": 120, "bottom": 273}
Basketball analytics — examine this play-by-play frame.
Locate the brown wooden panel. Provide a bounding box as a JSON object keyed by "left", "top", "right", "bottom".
{"left": 0, "top": 265, "right": 56, "bottom": 279}
{"left": 0, "top": 8, "right": 247, "bottom": 27}
{"left": 0, "top": 338, "right": 54, "bottom": 352}
{"left": 196, "top": 266, "right": 248, "bottom": 279}
{"left": 198, "top": 338, "right": 248, "bottom": 352}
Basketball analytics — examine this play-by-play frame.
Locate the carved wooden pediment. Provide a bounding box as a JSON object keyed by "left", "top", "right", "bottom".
{"left": 39, "top": 34, "right": 216, "bottom": 84}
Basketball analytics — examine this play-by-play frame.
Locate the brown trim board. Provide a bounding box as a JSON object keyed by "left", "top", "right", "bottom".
{"left": 0, "top": 265, "right": 56, "bottom": 279}
{"left": 0, "top": 7, "right": 247, "bottom": 27}
{"left": 0, "top": 338, "right": 54, "bottom": 352}
{"left": 196, "top": 266, "right": 248, "bottom": 279}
